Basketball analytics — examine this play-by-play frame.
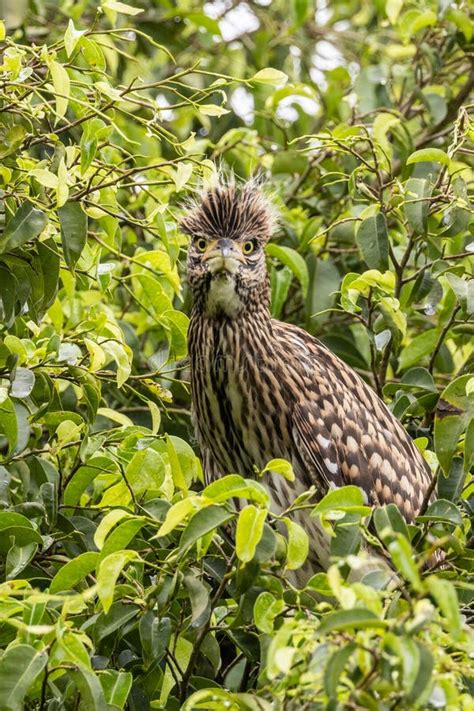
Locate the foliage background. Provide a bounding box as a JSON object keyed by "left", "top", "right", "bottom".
{"left": 0, "top": 0, "right": 473, "bottom": 708}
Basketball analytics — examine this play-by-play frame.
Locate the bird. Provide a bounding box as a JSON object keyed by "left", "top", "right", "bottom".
{"left": 181, "top": 179, "right": 433, "bottom": 573}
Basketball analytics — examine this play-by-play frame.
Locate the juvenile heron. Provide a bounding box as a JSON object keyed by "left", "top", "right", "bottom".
{"left": 181, "top": 181, "right": 432, "bottom": 569}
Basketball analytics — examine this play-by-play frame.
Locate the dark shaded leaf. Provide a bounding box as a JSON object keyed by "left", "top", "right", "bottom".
{"left": 355, "top": 213, "right": 389, "bottom": 270}
{"left": 58, "top": 201, "right": 87, "bottom": 269}
{"left": 0, "top": 203, "right": 47, "bottom": 253}
{"left": 0, "top": 644, "right": 47, "bottom": 710}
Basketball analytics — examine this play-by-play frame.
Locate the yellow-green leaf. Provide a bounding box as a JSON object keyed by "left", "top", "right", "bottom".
{"left": 56, "top": 157, "right": 69, "bottom": 208}
{"left": 50, "top": 61, "right": 70, "bottom": 119}
{"left": 94, "top": 509, "right": 131, "bottom": 550}
{"left": 97, "top": 407, "right": 133, "bottom": 428}
{"left": 198, "top": 104, "right": 230, "bottom": 117}
{"left": 252, "top": 68, "right": 288, "bottom": 86}
{"left": 156, "top": 496, "right": 202, "bottom": 538}
{"left": 84, "top": 338, "right": 106, "bottom": 372}
{"left": 283, "top": 518, "right": 309, "bottom": 570}
{"left": 64, "top": 19, "right": 86, "bottom": 58}
{"left": 96, "top": 550, "right": 139, "bottom": 613}
{"left": 102, "top": 0, "right": 144, "bottom": 15}
{"left": 236, "top": 505, "right": 267, "bottom": 563}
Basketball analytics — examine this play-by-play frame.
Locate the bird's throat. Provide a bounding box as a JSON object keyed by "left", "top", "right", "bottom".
{"left": 205, "top": 273, "right": 243, "bottom": 318}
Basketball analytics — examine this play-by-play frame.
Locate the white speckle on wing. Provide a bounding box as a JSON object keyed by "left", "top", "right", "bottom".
{"left": 324, "top": 458, "right": 338, "bottom": 474}
{"left": 317, "top": 433, "right": 331, "bottom": 449}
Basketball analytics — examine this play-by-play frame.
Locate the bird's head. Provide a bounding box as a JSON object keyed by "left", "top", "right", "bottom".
{"left": 180, "top": 182, "right": 276, "bottom": 318}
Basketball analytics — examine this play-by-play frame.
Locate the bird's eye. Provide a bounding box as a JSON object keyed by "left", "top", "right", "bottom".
{"left": 242, "top": 240, "right": 256, "bottom": 255}
{"left": 195, "top": 238, "right": 207, "bottom": 253}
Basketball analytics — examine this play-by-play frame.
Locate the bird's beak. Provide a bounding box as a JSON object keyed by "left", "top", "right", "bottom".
{"left": 203, "top": 239, "right": 245, "bottom": 275}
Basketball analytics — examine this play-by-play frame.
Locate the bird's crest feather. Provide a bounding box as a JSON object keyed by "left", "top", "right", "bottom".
{"left": 180, "top": 176, "right": 277, "bottom": 242}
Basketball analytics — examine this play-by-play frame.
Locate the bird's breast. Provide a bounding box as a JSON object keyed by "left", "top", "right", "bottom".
{"left": 189, "top": 316, "right": 294, "bottom": 477}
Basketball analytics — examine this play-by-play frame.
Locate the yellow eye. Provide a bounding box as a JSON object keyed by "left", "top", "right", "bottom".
{"left": 195, "top": 238, "right": 207, "bottom": 253}
{"left": 242, "top": 240, "right": 255, "bottom": 255}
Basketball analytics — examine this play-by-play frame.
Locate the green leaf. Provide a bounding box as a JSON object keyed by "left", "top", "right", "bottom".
{"left": 291, "top": 0, "right": 311, "bottom": 27}
{"left": 99, "top": 670, "right": 132, "bottom": 708}
{"left": 0, "top": 644, "right": 47, "bottom": 711}
{"left": 406, "top": 643, "right": 434, "bottom": 705}
{"left": 446, "top": 273, "right": 474, "bottom": 314}
{"left": 253, "top": 592, "right": 284, "bottom": 634}
{"left": 266, "top": 244, "right": 309, "bottom": 296}
{"left": 0, "top": 511, "right": 35, "bottom": 531}
{"left": 81, "top": 39, "right": 106, "bottom": 71}
{"left": 70, "top": 668, "right": 107, "bottom": 711}
{"left": 174, "top": 162, "right": 193, "bottom": 192}
{"left": 63, "top": 458, "right": 117, "bottom": 506}
{"left": 99, "top": 518, "right": 146, "bottom": 561}
{"left": 0, "top": 203, "right": 47, "bottom": 253}
{"left": 404, "top": 178, "right": 432, "bottom": 234}
{"left": 252, "top": 68, "right": 288, "bottom": 86}
{"left": 236, "top": 505, "right": 267, "bottom": 563}
{"left": 398, "top": 330, "right": 439, "bottom": 371}
{"left": 96, "top": 550, "right": 139, "bottom": 613}
{"left": 182, "top": 689, "right": 241, "bottom": 710}
{"left": 399, "top": 9, "right": 437, "bottom": 42}
{"left": 465, "top": 419, "right": 474, "bottom": 473}
{"left": 254, "top": 523, "right": 277, "bottom": 563}
{"left": 373, "top": 504, "right": 410, "bottom": 543}
{"left": 184, "top": 574, "right": 210, "bottom": 625}
{"left": 373, "top": 112, "right": 400, "bottom": 164}
{"left": 407, "top": 148, "right": 449, "bottom": 166}
{"left": 102, "top": 0, "right": 144, "bottom": 15}
{"left": 355, "top": 213, "right": 389, "bottom": 271}
{"left": 306, "top": 572, "right": 333, "bottom": 596}
{"left": 426, "top": 575, "right": 462, "bottom": 640}
{"left": 50, "top": 61, "right": 70, "bottom": 119}
{"left": 180, "top": 505, "right": 233, "bottom": 550}
{"left": 0, "top": 398, "right": 19, "bottom": 455}
{"left": 417, "top": 499, "right": 463, "bottom": 526}
{"left": 30, "top": 168, "right": 58, "bottom": 189}
{"left": 139, "top": 613, "right": 170, "bottom": 669}
{"left": 270, "top": 264, "right": 293, "bottom": 318}
{"left": 5, "top": 542, "right": 37, "bottom": 580}
{"left": 386, "top": 0, "right": 403, "bottom": 24}
{"left": 64, "top": 19, "right": 86, "bottom": 58}
{"left": 203, "top": 475, "right": 269, "bottom": 505}
{"left": 10, "top": 368, "right": 34, "bottom": 399}
{"left": 198, "top": 104, "right": 230, "bottom": 117}
{"left": 441, "top": 205, "right": 471, "bottom": 238}
{"left": 399, "top": 636, "right": 420, "bottom": 694}
{"left": 437, "top": 457, "right": 465, "bottom": 502}
{"left": 50, "top": 551, "right": 99, "bottom": 593}
{"left": 434, "top": 375, "right": 474, "bottom": 474}
{"left": 324, "top": 643, "right": 356, "bottom": 698}
{"left": 126, "top": 448, "right": 166, "bottom": 496}
{"left": 283, "top": 518, "right": 309, "bottom": 570}
{"left": 388, "top": 534, "right": 423, "bottom": 592}
{"left": 312, "top": 486, "right": 372, "bottom": 517}
{"left": 157, "top": 496, "right": 202, "bottom": 538}
{"left": 318, "top": 608, "right": 386, "bottom": 634}
{"left": 0, "top": 526, "right": 43, "bottom": 554}
{"left": 94, "top": 510, "right": 131, "bottom": 550}
{"left": 307, "top": 258, "right": 340, "bottom": 324}
{"left": 58, "top": 201, "right": 87, "bottom": 269}
{"left": 261, "top": 459, "right": 295, "bottom": 482}
{"left": 165, "top": 433, "right": 187, "bottom": 491}
{"left": 94, "top": 602, "right": 139, "bottom": 641}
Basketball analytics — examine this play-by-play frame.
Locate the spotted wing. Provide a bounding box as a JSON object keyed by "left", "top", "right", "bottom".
{"left": 276, "top": 322, "right": 432, "bottom": 521}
